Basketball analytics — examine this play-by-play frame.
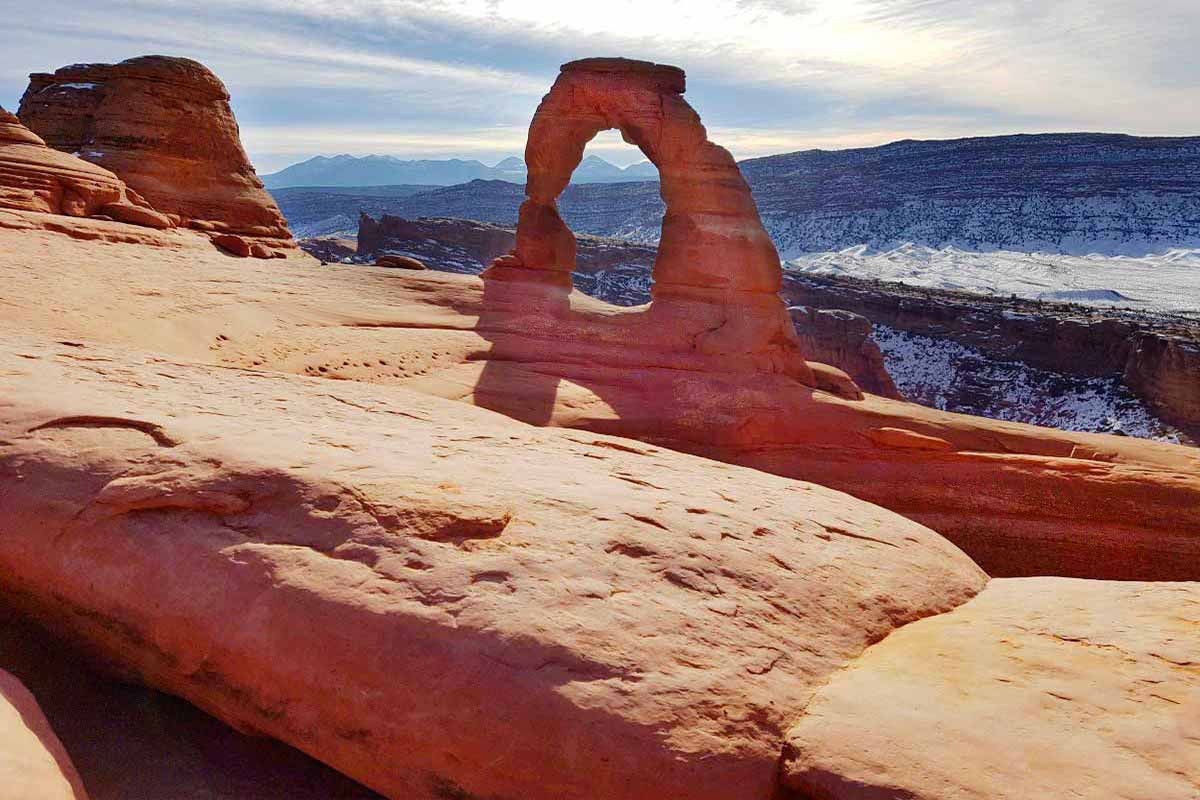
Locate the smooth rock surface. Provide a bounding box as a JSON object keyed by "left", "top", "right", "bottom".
{"left": 0, "top": 334, "right": 985, "bottom": 800}
{"left": 2, "top": 218, "right": 1198, "bottom": 581}
{"left": 782, "top": 577, "right": 1200, "bottom": 800}
{"left": 19, "top": 56, "right": 293, "bottom": 253}
{"left": 0, "top": 669, "right": 89, "bottom": 800}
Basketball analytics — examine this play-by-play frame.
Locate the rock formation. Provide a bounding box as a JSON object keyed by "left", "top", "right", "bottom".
{"left": 784, "top": 272, "right": 1200, "bottom": 441}
{"left": 18, "top": 56, "right": 293, "bottom": 256}
{"left": 4, "top": 59, "right": 1199, "bottom": 582}
{"left": 0, "top": 670, "right": 89, "bottom": 800}
{"left": 0, "top": 334, "right": 985, "bottom": 800}
{"left": 788, "top": 305, "right": 900, "bottom": 398}
{"left": 356, "top": 213, "right": 658, "bottom": 277}
{"left": 2, "top": 54, "right": 1199, "bottom": 800}
{"left": 0, "top": 105, "right": 171, "bottom": 228}
{"left": 0, "top": 600, "right": 382, "bottom": 800}
{"left": 489, "top": 58, "right": 811, "bottom": 382}
{"left": 375, "top": 254, "right": 427, "bottom": 269}
{"left": 782, "top": 578, "right": 1200, "bottom": 799}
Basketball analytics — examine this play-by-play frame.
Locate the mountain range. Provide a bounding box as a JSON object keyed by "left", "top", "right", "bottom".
{"left": 272, "top": 132, "right": 1200, "bottom": 258}
{"left": 261, "top": 153, "right": 658, "bottom": 188}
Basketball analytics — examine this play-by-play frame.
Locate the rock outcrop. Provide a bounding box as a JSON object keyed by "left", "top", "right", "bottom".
{"left": 18, "top": 56, "right": 293, "bottom": 256}
{"left": 0, "top": 105, "right": 171, "bottom": 228}
{"left": 3, "top": 54, "right": 1200, "bottom": 800}
{"left": 784, "top": 272, "right": 1200, "bottom": 441}
{"left": 489, "top": 58, "right": 811, "bottom": 383}
{"left": 0, "top": 669, "right": 89, "bottom": 800}
{"left": 356, "top": 213, "right": 658, "bottom": 277}
{"left": 788, "top": 305, "right": 900, "bottom": 398}
{"left": 0, "top": 334, "right": 985, "bottom": 800}
{"left": 782, "top": 578, "right": 1200, "bottom": 799}
{"left": 0, "top": 603, "right": 381, "bottom": 800}
{"left": 375, "top": 254, "right": 427, "bottom": 269}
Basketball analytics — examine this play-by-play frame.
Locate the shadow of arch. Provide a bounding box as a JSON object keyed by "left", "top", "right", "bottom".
{"left": 472, "top": 58, "right": 813, "bottom": 427}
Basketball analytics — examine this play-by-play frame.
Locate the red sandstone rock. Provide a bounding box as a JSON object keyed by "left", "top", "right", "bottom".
{"left": 375, "top": 254, "right": 427, "bottom": 270}
{"left": 789, "top": 305, "right": 901, "bottom": 398}
{"left": 489, "top": 58, "right": 812, "bottom": 384}
{"left": 805, "top": 362, "right": 864, "bottom": 401}
{"left": 212, "top": 233, "right": 251, "bottom": 258}
{"left": 782, "top": 578, "right": 1200, "bottom": 799}
{"left": 0, "top": 105, "right": 171, "bottom": 229}
{"left": 18, "top": 56, "right": 293, "bottom": 250}
{"left": 0, "top": 669, "right": 89, "bottom": 800}
{"left": 0, "top": 334, "right": 985, "bottom": 800}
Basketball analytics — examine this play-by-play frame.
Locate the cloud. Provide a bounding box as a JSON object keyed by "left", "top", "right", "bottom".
{"left": 2, "top": 0, "right": 1197, "bottom": 170}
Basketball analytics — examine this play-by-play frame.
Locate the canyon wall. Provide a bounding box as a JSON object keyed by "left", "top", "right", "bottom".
{"left": 783, "top": 273, "right": 1200, "bottom": 441}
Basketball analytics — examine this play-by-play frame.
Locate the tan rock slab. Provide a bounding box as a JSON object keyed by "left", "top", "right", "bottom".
{"left": 782, "top": 577, "right": 1200, "bottom": 800}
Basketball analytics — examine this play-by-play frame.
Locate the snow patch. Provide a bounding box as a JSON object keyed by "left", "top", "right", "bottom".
{"left": 873, "top": 325, "right": 1181, "bottom": 443}
{"left": 786, "top": 245, "right": 1200, "bottom": 316}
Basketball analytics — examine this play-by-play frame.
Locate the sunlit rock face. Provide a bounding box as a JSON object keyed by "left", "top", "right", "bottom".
{"left": 488, "top": 57, "right": 814, "bottom": 383}
{"left": 0, "top": 104, "right": 171, "bottom": 228}
{"left": 19, "top": 56, "right": 293, "bottom": 255}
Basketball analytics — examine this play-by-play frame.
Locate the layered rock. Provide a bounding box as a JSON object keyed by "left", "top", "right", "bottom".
{"left": 356, "top": 213, "right": 658, "bottom": 277}
{"left": 782, "top": 578, "right": 1200, "bottom": 799}
{"left": 490, "top": 58, "right": 810, "bottom": 382}
{"left": 0, "top": 334, "right": 985, "bottom": 800}
{"left": 783, "top": 272, "right": 1200, "bottom": 441}
{"left": 788, "top": 305, "right": 900, "bottom": 398}
{"left": 0, "top": 670, "right": 89, "bottom": 800}
{"left": 19, "top": 56, "right": 293, "bottom": 256}
{"left": 0, "top": 604, "right": 380, "bottom": 800}
{"left": 0, "top": 105, "right": 171, "bottom": 228}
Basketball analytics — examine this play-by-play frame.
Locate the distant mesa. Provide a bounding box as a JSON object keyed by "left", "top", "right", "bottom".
{"left": 18, "top": 55, "right": 294, "bottom": 257}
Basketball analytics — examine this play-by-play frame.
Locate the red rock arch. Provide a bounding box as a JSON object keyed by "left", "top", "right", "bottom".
{"left": 499, "top": 58, "right": 783, "bottom": 299}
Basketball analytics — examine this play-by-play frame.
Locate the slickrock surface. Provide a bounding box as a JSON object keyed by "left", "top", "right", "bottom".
{"left": 0, "top": 669, "right": 89, "bottom": 800}
{"left": 782, "top": 578, "right": 1200, "bottom": 800}
{"left": 3, "top": 215, "right": 1199, "bottom": 580}
{"left": 18, "top": 56, "right": 293, "bottom": 255}
{"left": 0, "top": 106, "right": 171, "bottom": 229}
{"left": 0, "top": 334, "right": 985, "bottom": 800}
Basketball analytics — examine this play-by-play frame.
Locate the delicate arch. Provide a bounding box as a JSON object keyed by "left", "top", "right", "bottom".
{"left": 496, "top": 58, "right": 783, "bottom": 300}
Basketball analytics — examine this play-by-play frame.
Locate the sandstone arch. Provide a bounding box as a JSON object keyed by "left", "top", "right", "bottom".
{"left": 500, "top": 58, "right": 781, "bottom": 298}
{"left": 486, "top": 58, "right": 811, "bottom": 381}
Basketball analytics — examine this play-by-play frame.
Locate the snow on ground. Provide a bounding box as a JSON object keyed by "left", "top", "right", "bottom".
{"left": 873, "top": 325, "right": 1182, "bottom": 443}
{"left": 786, "top": 245, "right": 1200, "bottom": 316}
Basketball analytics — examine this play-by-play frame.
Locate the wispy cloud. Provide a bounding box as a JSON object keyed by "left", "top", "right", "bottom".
{"left": 2, "top": 0, "right": 1197, "bottom": 172}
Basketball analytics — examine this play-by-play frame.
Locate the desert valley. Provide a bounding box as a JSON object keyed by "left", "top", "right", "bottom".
{"left": 0, "top": 39, "right": 1197, "bottom": 800}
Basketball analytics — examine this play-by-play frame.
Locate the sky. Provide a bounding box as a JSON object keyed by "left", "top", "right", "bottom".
{"left": 2, "top": 0, "right": 1198, "bottom": 173}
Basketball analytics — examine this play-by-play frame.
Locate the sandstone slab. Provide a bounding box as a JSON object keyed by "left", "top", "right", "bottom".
{"left": 0, "top": 335, "right": 985, "bottom": 800}
{"left": 782, "top": 577, "right": 1200, "bottom": 800}
{"left": 0, "top": 605, "right": 380, "bottom": 800}
{"left": 2, "top": 220, "right": 1198, "bottom": 581}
